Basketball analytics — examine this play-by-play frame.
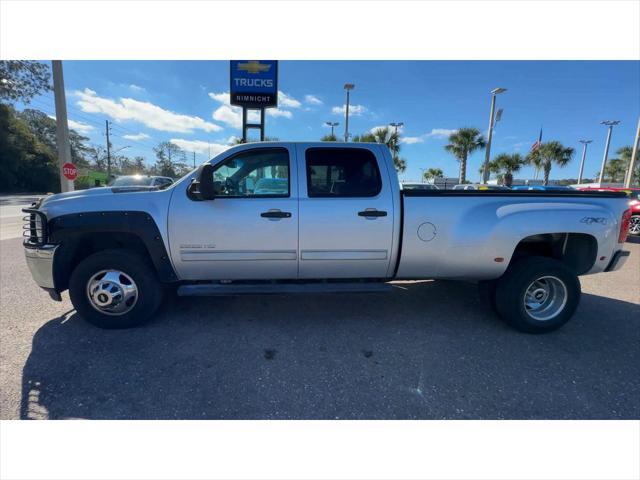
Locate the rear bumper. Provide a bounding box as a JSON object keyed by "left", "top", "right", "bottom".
{"left": 24, "top": 244, "right": 59, "bottom": 292}
{"left": 605, "top": 250, "right": 630, "bottom": 272}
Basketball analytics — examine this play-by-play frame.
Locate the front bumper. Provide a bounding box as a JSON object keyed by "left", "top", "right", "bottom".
{"left": 605, "top": 250, "right": 630, "bottom": 272}
{"left": 24, "top": 244, "right": 59, "bottom": 292}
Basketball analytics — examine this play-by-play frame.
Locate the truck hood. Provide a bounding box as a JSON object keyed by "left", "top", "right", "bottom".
{"left": 39, "top": 186, "right": 159, "bottom": 207}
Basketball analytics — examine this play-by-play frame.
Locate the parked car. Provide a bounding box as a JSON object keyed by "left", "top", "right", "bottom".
{"left": 110, "top": 175, "right": 174, "bottom": 189}
{"left": 401, "top": 183, "right": 439, "bottom": 191}
{"left": 577, "top": 186, "right": 640, "bottom": 235}
{"left": 453, "top": 184, "right": 511, "bottom": 191}
{"left": 23, "top": 142, "right": 631, "bottom": 333}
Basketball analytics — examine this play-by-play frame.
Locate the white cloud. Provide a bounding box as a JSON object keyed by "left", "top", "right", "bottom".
{"left": 74, "top": 88, "right": 222, "bottom": 133}
{"left": 169, "top": 138, "right": 230, "bottom": 156}
{"left": 332, "top": 104, "right": 367, "bottom": 116}
{"left": 47, "top": 114, "right": 94, "bottom": 134}
{"left": 425, "top": 128, "right": 457, "bottom": 139}
{"left": 401, "top": 136, "right": 424, "bottom": 144}
{"left": 278, "top": 91, "right": 301, "bottom": 108}
{"left": 304, "top": 94, "right": 323, "bottom": 105}
{"left": 369, "top": 124, "right": 404, "bottom": 134}
{"left": 209, "top": 91, "right": 289, "bottom": 128}
{"left": 123, "top": 133, "right": 150, "bottom": 141}
{"left": 129, "top": 84, "right": 145, "bottom": 92}
{"left": 267, "top": 108, "right": 292, "bottom": 119}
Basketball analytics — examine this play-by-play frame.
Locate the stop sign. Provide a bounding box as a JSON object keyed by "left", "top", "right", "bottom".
{"left": 62, "top": 162, "right": 77, "bottom": 181}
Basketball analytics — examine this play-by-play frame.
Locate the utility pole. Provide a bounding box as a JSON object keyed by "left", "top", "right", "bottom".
{"left": 624, "top": 117, "right": 640, "bottom": 188}
{"left": 51, "top": 60, "right": 73, "bottom": 192}
{"left": 343, "top": 83, "right": 354, "bottom": 142}
{"left": 598, "top": 120, "right": 620, "bottom": 184}
{"left": 577, "top": 140, "right": 592, "bottom": 185}
{"left": 105, "top": 120, "right": 112, "bottom": 181}
{"left": 482, "top": 87, "right": 507, "bottom": 183}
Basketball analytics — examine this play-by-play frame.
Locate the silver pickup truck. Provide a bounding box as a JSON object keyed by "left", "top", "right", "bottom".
{"left": 23, "top": 142, "right": 632, "bottom": 333}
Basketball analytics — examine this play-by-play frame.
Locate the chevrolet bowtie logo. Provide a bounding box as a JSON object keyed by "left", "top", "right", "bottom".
{"left": 237, "top": 61, "right": 271, "bottom": 74}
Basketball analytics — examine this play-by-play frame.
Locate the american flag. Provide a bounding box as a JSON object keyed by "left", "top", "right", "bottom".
{"left": 531, "top": 128, "right": 543, "bottom": 151}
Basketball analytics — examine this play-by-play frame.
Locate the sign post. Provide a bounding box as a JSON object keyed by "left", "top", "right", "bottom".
{"left": 230, "top": 60, "right": 278, "bottom": 142}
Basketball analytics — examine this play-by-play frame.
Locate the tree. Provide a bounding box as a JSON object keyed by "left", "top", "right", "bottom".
{"left": 423, "top": 168, "right": 443, "bottom": 182}
{"left": 444, "top": 128, "right": 486, "bottom": 184}
{"left": 231, "top": 136, "right": 279, "bottom": 145}
{"left": 526, "top": 141, "right": 574, "bottom": 186}
{"left": 604, "top": 157, "right": 627, "bottom": 183}
{"left": 490, "top": 153, "right": 526, "bottom": 187}
{"left": 0, "top": 104, "right": 59, "bottom": 192}
{"left": 353, "top": 127, "right": 407, "bottom": 173}
{"left": 152, "top": 141, "right": 187, "bottom": 178}
{"left": 321, "top": 134, "right": 337, "bottom": 142}
{"left": 17, "top": 109, "right": 91, "bottom": 167}
{"left": 0, "top": 61, "right": 52, "bottom": 104}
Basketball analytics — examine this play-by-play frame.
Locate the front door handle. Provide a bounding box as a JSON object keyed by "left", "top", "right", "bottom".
{"left": 358, "top": 209, "right": 387, "bottom": 218}
{"left": 261, "top": 210, "right": 292, "bottom": 219}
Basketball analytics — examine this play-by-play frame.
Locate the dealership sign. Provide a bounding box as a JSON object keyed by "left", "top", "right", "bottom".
{"left": 230, "top": 60, "right": 278, "bottom": 108}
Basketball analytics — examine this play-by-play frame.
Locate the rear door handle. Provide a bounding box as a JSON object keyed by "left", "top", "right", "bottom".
{"left": 358, "top": 209, "right": 387, "bottom": 218}
{"left": 261, "top": 210, "right": 292, "bottom": 219}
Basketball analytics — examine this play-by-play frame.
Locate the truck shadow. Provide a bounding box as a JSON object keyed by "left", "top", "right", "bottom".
{"left": 20, "top": 280, "right": 640, "bottom": 420}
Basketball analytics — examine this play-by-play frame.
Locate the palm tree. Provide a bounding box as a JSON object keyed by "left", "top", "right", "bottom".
{"left": 491, "top": 153, "right": 526, "bottom": 187}
{"left": 423, "top": 167, "right": 443, "bottom": 182}
{"left": 604, "top": 157, "right": 627, "bottom": 182}
{"left": 526, "top": 141, "right": 574, "bottom": 186}
{"left": 353, "top": 127, "right": 406, "bottom": 173}
{"left": 444, "top": 128, "right": 486, "bottom": 184}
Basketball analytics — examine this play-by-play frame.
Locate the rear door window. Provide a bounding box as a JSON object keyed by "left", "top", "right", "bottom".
{"left": 305, "top": 148, "right": 382, "bottom": 197}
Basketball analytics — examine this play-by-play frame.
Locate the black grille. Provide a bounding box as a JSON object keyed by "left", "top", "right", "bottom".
{"left": 22, "top": 208, "right": 48, "bottom": 247}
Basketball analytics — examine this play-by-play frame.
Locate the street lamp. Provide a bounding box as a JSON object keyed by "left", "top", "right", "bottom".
{"left": 419, "top": 167, "right": 427, "bottom": 184}
{"left": 624, "top": 117, "right": 640, "bottom": 188}
{"left": 598, "top": 120, "right": 620, "bottom": 184}
{"left": 482, "top": 87, "right": 507, "bottom": 183}
{"left": 343, "top": 83, "right": 355, "bottom": 142}
{"left": 577, "top": 140, "right": 592, "bottom": 185}
{"left": 389, "top": 122, "right": 404, "bottom": 135}
{"left": 325, "top": 121, "right": 339, "bottom": 137}
{"left": 112, "top": 145, "right": 131, "bottom": 155}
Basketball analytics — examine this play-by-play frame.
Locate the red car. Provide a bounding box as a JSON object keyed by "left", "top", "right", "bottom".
{"left": 577, "top": 187, "right": 640, "bottom": 236}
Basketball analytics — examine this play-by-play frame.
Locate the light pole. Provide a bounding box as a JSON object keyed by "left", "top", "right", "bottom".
{"left": 325, "top": 121, "right": 339, "bottom": 138}
{"left": 482, "top": 87, "right": 507, "bottom": 183}
{"left": 577, "top": 140, "right": 592, "bottom": 185}
{"left": 598, "top": 120, "right": 620, "bottom": 184}
{"left": 389, "top": 122, "right": 404, "bottom": 135}
{"left": 343, "top": 83, "right": 354, "bottom": 142}
{"left": 624, "top": 117, "right": 640, "bottom": 188}
{"left": 419, "top": 167, "right": 427, "bottom": 183}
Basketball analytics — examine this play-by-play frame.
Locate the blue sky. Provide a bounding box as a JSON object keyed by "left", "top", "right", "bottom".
{"left": 23, "top": 61, "right": 640, "bottom": 182}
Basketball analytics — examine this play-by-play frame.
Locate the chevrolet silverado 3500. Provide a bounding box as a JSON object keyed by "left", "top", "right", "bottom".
{"left": 23, "top": 142, "right": 632, "bottom": 332}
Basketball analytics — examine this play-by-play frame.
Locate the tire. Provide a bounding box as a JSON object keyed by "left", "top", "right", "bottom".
{"left": 629, "top": 215, "right": 640, "bottom": 236}
{"left": 494, "top": 256, "right": 580, "bottom": 333}
{"left": 69, "top": 249, "right": 163, "bottom": 329}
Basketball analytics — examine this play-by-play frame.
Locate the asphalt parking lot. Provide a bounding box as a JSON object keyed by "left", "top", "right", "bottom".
{"left": 1, "top": 202, "right": 639, "bottom": 420}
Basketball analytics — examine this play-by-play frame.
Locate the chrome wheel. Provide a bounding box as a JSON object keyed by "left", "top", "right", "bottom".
{"left": 629, "top": 215, "right": 640, "bottom": 235}
{"left": 523, "top": 276, "right": 567, "bottom": 321}
{"left": 86, "top": 270, "right": 138, "bottom": 316}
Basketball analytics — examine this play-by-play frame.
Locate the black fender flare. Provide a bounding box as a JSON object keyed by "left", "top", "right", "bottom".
{"left": 48, "top": 211, "right": 177, "bottom": 286}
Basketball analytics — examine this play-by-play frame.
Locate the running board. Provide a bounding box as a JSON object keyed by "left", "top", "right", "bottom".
{"left": 177, "top": 282, "right": 394, "bottom": 296}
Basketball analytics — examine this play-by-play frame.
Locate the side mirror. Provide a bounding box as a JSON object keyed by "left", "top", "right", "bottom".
{"left": 196, "top": 164, "right": 216, "bottom": 200}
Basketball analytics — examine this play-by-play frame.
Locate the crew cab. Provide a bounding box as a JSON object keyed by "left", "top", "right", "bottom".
{"left": 23, "top": 142, "right": 632, "bottom": 333}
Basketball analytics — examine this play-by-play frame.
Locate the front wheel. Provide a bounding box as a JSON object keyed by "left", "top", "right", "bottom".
{"left": 629, "top": 215, "right": 640, "bottom": 236}
{"left": 69, "top": 249, "right": 163, "bottom": 329}
{"left": 495, "top": 256, "right": 580, "bottom": 333}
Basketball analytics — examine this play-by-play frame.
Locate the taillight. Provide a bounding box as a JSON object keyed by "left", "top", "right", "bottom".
{"left": 619, "top": 209, "right": 632, "bottom": 243}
